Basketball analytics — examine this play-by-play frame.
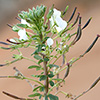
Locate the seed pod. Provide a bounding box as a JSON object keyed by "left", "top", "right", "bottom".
{"left": 74, "top": 24, "right": 82, "bottom": 43}
{"left": 71, "top": 24, "right": 82, "bottom": 45}
{"left": 63, "top": 63, "right": 70, "bottom": 79}
{"left": 84, "top": 34, "right": 100, "bottom": 54}
{"left": 0, "top": 47, "right": 11, "bottom": 50}
{"left": 72, "top": 12, "right": 80, "bottom": 27}
{"left": 6, "top": 39, "right": 19, "bottom": 44}
{"left": 79, "top": 16, "right": 82, "bottom": 25}
{"left": 2, "top": 91, "right": 34, "bottom": 100}
{"left": 0, "top": 64, "right": 6, "bottom": 67}
{"left": 67, "top": 7, "right": 77, "bottom": 23}
{"left": 62, "top": 5, "right": 69, "bottom": 15}
{"left": 15, "top": 17, "right": 21, "bottom": 22}
{"left": 82, "top": 17, "right": 92, "bottom": 30}
{"left": 7, "top": 24, "right": 12, "bottom": 28}
{"left": 88, "top": 77, "right": 100, "bottom": 90}
{"left": 0, "top": 41, "right": 10, "bottom": 45}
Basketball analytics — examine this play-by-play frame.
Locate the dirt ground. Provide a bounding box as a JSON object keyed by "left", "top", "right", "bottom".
{"left": 0, "top": 0, "right": 100, "bottom": 100}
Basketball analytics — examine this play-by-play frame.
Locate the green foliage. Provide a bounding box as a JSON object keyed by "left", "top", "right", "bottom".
{"left": 48, "top": 94, "right": 59, "bottom": 100}
{"left": 34, "top": 55, "right": 42, "bottom": 60}
{"left": 39, "top": 75, "right": 47, "bottom": 81}
{"left": 49, "top": 64, "right": 59, "bottom": 68}
{"left": 49, "top": 81, "right": 54, "bottom": 87}
{"left": 28, "top": 93, "right": 41, "bottom": 97}
{"left": 0, "top": 4, "right": 98, "bottom": 100}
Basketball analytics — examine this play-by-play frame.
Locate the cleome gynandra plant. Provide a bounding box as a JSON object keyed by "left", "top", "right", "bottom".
{"left": 0, "top": 4, "right": 100, "bottom": 100}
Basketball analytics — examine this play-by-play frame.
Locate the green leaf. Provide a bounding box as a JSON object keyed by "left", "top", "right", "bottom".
{"left": 38, "top": 59, "right": 43, "bottom": 64}
{"left": 28, "top": 93, "right": 41, "bottom": 97}
{"left": 49, "top": 64, "right": 59, "bottom": 68}
{"left": 39, "top": 75, "right": 47, "bottom": 81}
{"left": 45, "top": 95, "right": 48, "bottom": 100}
{"left": 34, "top": 55, "right": 42, "bottom": 60}
{"left": 52, "top": 78, "right": 64, "bottom": 82}
{"left": 48, "top": 74, "right": 54, "bottom": 78}
{"left": 48, "top": 94, "right": 59, "bottom": 100}
{"left": 39, "top": 86, "right": 44, "bottom": 92}
{"left": 33, "top": 86, "right": 41, "bottom": 92}
{"left": 39, "top": 95, "right": 42, "bottom": 99}
{"left": 49, "top": 81, "right": 54, "bottom": 87}
{"left": 56, "top": 40, "right": 59, "bottom": 47}
{"left": 12, "top": 25, "right": 20, "bottom": 32}
{"left": 17, "top": 24, "right": 29, "bottom": 28}
{"left": 46, "top": 4, "right": 54, "bottom": 19}
{"left": 44, "top": 58, "right": 49, "bottom": 61}
{"left": 28, "top": 65, "right": 40, "bottom": 69}
{"left": 31, "top": 75, "right": 40, "bottom": 78}
{"left": 18, "top": 14, "right": 24, "bottom": 19}
{"left": 13, "top": 54, "right": 22, "bottom": 59}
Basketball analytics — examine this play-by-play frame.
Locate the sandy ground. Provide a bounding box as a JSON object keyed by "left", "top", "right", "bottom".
{"left": 0, "top": 0, "right": 100, "bottom": 100}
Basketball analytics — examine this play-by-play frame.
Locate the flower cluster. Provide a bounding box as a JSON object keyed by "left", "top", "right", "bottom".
{"left": 0, "top": 4, "right": 100, "bottom": 100}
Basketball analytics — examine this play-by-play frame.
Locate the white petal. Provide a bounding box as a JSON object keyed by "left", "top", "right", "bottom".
{"left": 21, "top": 19, "right": 30, "bottom": 27}
{"left": 10, "top": 39, "right": 16, "bottom": 42}
{"left": 47, "top": 38, "right": 54, "bottom": 47}
{"left": 49, "top": 17, "right": 54, "bottom": 26}
{"left": 19, "top": 35, "right": 28, "bottom": 40}
{"left": 55, "top": 17, "right": 67, "bottom": 32}
{"left": 53, "top": 8, "right": 61, "bottom": 17}
{"left": 18, "top": 29, "right": 28, "bottom": 40}
{"left": 49, "top": 8, "right": 67, "bottom": 33}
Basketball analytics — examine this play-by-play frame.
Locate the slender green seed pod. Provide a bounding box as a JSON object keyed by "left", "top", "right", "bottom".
{"left": 2, "top": 91, "right": 35, "bottom": 100}
{"left": 79, "top": 16, "right": 82, "bottom": 25}
{"left": 75, "top": 24, "right": 82, "bottom": 42}
{"left": 89, "top": 77, "right": 100, "bottom": 90}
{"left": 63, "top": 63, "right": 70, "bottom": 79}
{"left": 62, "top": 5, "right": 69, "bottom": 15}
{"left": 72, "top": 12, "right": 80, "bottom": 27}
{"left": 67, "top": 7, "right": 77, "bottom": 23}
{"left": 7, "top": 24, "right": 12, "bottom": 28}
{"left": 0, "top": 41, "right": 10, "bottom": 45}
{"left": 82, "top": 17, "right": 92, "bottom": 30}
{"left": 84, "top": 34, "right": 100, "bottom": 54}
{"left": 15, "top": 17, "right": 21, "bottom": 22}
{"left": 0, "top": 47, "right": 11, "bottom": 50}
{"left": 6, "top": 39, "right": 20, "bottom": 44}
{"left": 72, "top": 24, "right": 82, "bottom": 45}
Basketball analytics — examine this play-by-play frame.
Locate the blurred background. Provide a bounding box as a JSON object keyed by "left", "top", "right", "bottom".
{"left": 0, "top": 0, "right": 100, "bottom": 100}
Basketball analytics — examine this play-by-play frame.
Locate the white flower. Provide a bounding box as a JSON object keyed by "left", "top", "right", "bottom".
{"left": 49, "top": 8, "right": 67, "bottom": 32}
{"left": 63, "top": 45, "right": 66, "bottom": 48}
{"left": 21, "top": 19, "right": 30, "bottom": 27}
{"left": 18, "top": 29, "right": 28, "bottom": 40}
{"left": 60, "top": 42, "right": 63, "bottom": 45}
{"left": 9, "top": 39, "right": 16, "bottom": 42}
{"left": 47, "top": 38, "right": 54, "bottom": 47}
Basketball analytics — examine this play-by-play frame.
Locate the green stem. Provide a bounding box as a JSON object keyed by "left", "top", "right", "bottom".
{"left": 24, "top": 77, "right": 44, "bottom": 86}
{"left": 53, "top": 55, "right": 62, "bottom": 64}
{"left": 55, "top": 91, "right": 68, "bottom": 96}
{"left": 23, "top": 56, "right": 41, "bottom": 66}
{"left": 0, "top": 76, "right": 44, "bottom": 86}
